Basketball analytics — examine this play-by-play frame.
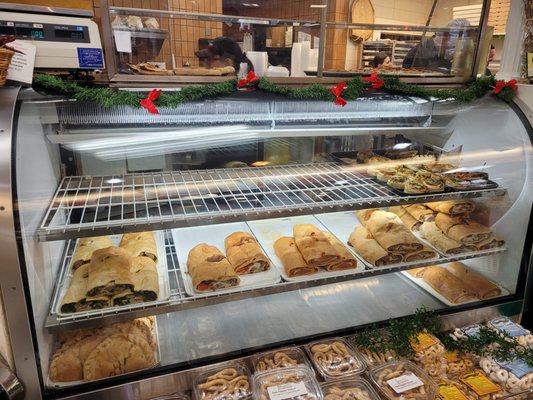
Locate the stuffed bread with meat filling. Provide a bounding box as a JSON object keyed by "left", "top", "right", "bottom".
{"left": 403, "top": 204, "right": 435, "bottom": 222}
{"left": 60, "top": 264, "right": 111, "bottom": 313}
{"left": 293, "top": 224, "right": 340, "bottom": 268}
{"left": 435, "top": 213, "right": 492, "bottom": 245}
{"left": 71, "top": 236, "right": 114, "bottom": 272}
{"left": 187, "top": 244, "right": 240, "bottom": 292}
{"left": 419, "top": 221, "right": 475, "bottom": 255}
{"left": 425, "top": 200, "right": 475, "bottom": 215}
{"left": 445, "top": 262, "right": 501, "bottom": 300}
{"left": 403, "top": 246, "right": 436, "bottom": 262}
{"left": 422, "top": 266, "right": 477, "bottom": 304}
{"left": 274, "top": 236, "right": 319, "bottom": 277}
{"left": 224, "top": 232, "right": 270, "bottom": 274}
{"left": 112, "top": 256, "right": 159, "bottom": 305}
{"left": 475, "top": 235, "right": 505, "bottom": 250}
{"left": 119, "top": 232, "right": 157, "bottom": 262}
{"left": 389, "top": 206, "right": 421, "bottom": 230}
{"left": 86, "top": 247, "right": 134, "bottom": 298}
{"left": 365, "top": 210, "right": 423, "bottom": 254}
{"left": 322, "top": 231, "right": 358, "bottom": 271}
{"left": 348, "top": 226, "right": 402, "bottom": 266}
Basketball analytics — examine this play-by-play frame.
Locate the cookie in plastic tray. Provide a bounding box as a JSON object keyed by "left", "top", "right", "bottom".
{"left": 193, "top": 362, "right": 252, "bottom": 400}
{"left": 252, "top": 347, "right": 312, "bottom": 373}
{"left": 321, "top": 378, "right": 380, "bottom": 400}
{"left": 253, "top": 365, "right": 323, "bottom": 400}
{"left": 479, "top": 357, "right": 533, "bottom": 394}
{"left": 305, "top": 338, "right": 366, "bottom": 380}
{"left": 443, "top": 351, "right": 475, "bottom": 377}
{"left": 369, "top": 360, "right": 437, "bottom": 400}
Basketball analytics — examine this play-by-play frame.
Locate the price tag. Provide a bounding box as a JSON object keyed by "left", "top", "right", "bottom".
{"left": 410, "top": 333, "right": 438, "bottom": 352}
{"left": 267, "top": 382, "right": 308, "bottom": 400}
{"left": 438, "top": 383, "right": 468, "bottom": 400}
{"left": 386, "top": 372, "right": 424, "bottom": 394}
{"left": 113, "top": 30, "right": 132, "bottom": 53}
{"left": 5, "top": 40, "right": 36, "bottom": 86}
{"left": 444, "top": 351, "right": 460, "bottom": 363}
{"left": 460, "top": 370, "right": 500, "bottom": 396}
{"left": 495, "top": 359, "right": 533, "bottom": 379}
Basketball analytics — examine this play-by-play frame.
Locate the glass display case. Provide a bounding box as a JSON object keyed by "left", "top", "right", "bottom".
{"left": 0, "top": 86, "right": 531, "bottom": 400}
{"left": 100, "top": 0, "right": 496, "bottom": 84}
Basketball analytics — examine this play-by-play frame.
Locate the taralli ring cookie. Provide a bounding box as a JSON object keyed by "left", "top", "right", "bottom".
{"left": 307, "top": 338, "right": 365, "bottom": 379}
{"left": 195, "top": 364, "right": 251, "bottom": 400}
{"left": 370, "top": 361, "right": 437, "bottom": 400}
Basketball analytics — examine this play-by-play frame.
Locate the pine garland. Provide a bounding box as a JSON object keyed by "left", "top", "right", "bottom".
{"left": 32, "top": 73, "right": 515, "bottom": 111}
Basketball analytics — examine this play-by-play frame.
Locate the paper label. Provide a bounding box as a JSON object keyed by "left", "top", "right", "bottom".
{"left": 460, "top": 371, "right": 500, "bottom": 396}
{"left": 5, "top": 40, "right": 36, "bottom": 85}
{"left": 386, "top": 372, "right": 424, "bottom": 394}
{"left": 113, "top": 30, "right": 132, "bottom": 53}
{"left": 438, "top": 383, "right": 468, "bottom": 400}
{"left": 445, "top": 351, "right": 459, "bottom": 363}
{"left": 495, "top": 359, "right": 533, "bottom": 379}
{"left": 491, "top": 318, "right": 528, "bottom": 337}
{"left": 77, "top": 48, "right": 103, "bottom": 68}
{"left": 410, "top": 333, "right": 438, "bottom": 352}
{"left": 267, "top": 381, "right": 308, "bottom": 400}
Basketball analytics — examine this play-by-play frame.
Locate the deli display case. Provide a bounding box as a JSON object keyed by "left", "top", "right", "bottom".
{"left": 0, "top": 85, "right": 532, "bottom": 400}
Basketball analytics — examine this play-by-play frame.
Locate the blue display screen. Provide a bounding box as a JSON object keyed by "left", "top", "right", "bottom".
{"left": 31, "top": 29, "right": 44, "bottom": 39}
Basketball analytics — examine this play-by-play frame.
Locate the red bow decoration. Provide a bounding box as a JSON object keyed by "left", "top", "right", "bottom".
{"left": 237, "top": 70, "right": 259, "bottom": 88}
{"left": 493, "top": 79, "right": 517, "bottom": 94}
{"left": 331, "top": 81, "right": 348, "bottom": 107}
{"left": 140, "top": 89, "right": 161, "bottom": 114}
{"left": 363, "top": 72, "right": 384, "bottom": 90}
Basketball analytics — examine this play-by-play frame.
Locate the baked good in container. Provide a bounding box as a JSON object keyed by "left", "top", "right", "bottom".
{"left": 421, "top": 266, "right": 477, "bottom": 304}
{"left": 425, "top": 200, "right": 475, "bottom": 215}
{"left": 274, "top": 237, "right": 319, "bottom": 277}
{"left": 194, "top": 363, "right": 251, "bottom": 400}
{"left": 403, "top": 246, "right": 436, "bottom": 262}
{"left": 187, "top": 244, "right": 240, "bottom": 292}
{"left": 120, "top": 232, "right": 158, "bottom": 262}
{"left": 322, "top": 378, "right": 379, "bottom": 400}
{"left": 293, "top": 224, "right": 340, "bottom": 268}
{"left": 113, "top": 256, "right": 159, "bottom": 305}
{"left": 435, "top": 213, "right": 493, "bottom": 245}
{"left": 403, "top": 204, "right": 435, "bottom": 222}
{"left": 306, "top": 338, "right": 365, "bottom": 379}
{"left": 389, "top": 206, "right": 421, "bottom": 230}
{"left": 403, "top": 178, "right": 428, "bottom": 194}
{"left": 475, "top": 235, "right": 505, "bottom": 250}
{"left": 253, "top": 347, "right": 310, "bottom": 372}
{"left": 387, "top": 175, "right": 408, "bottom": 190}
{"left": 224, "top": 232, "right": 270, "bottom": 274}
{"left": 322, "top": 231, "right": 357, "bottom": 271}
{"left": 253, "top": 365, "right": 322, "bottom": 400}
{"left": 365, "top": 211, "right": 422, "bottom": 254}
{"left": 419, "top": 221, "right": 475, "bottom": 255}
{"left": 348, "top": 226, "right": 402, "bottom": 267}
{"left": 86, "top": 247, "right": 134, "bottom": 298}
{"left": 60, "top": 264, "right": 111, "bottom": 313}
{"left": 71, "top": 236, "right": 115, "bottom": 272}
{"left": 445, "top": 262, "right": 501, "bottom": 300}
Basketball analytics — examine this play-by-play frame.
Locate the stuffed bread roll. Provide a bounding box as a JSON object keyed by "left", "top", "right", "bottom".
{"left": 419, "top": 222, "right": 471, "bottom": 254}
{"left": 389, "top": 206, "right": 421, "bottom": 230}
{"left": 404, "top": 177, "right": 428, "bottom": 194}
{"left": 425, "top": 200, "right": 475, "bottom": 215}
{"left": 322, "top": 231, "right": 357, "bottom": 271}
{"left": 407, "top": 267, "right": 427, "bottom": 278}
{"left": 113, "top": 256, "right": 159, "bottom": 305}
{"left": 293, "top": 224, "right": 339, "bottom": 268}
{"left": 87, "top": 247, "right": 134, "bottom": 298}
{"left": 355, "top": 209, "right": 379, "bottom": 227}
{"left": 387, "top": 174, "right": 408, "bottom": 190}
{"left": 365, "top": 211, "right": 423, "bottom": 254}
{"left": 119, "top": 232, "right": 157, "bottom": 262}
{"left": 60, "top": 264, "right": 111, "bottom": 313}
{"left": 71, "top": 236, "right": 114, "bottom": 272}
{"left": 475, "top": 235, "right": 505, "bottom": 250}
{"left": 435, "top": 213, "right": 492, "bottom": 245}
{"left": 348, "top": 226, "right": 402, "bottom": 266}
{"left": 376, "top": 168, "right": 397, "bottom": 183}
{"left": 404, "top": 204, "right": 435, "bottom": 222}
{"left": 445, "top": 262, "right": 501, "bottom": 300}
{"left": 403, "top": 246, "right": 437, "bottom": 262}
{"left": 422, "top": 266, "right": 477, "bottom": 304}
{"left": 274, "top": 237, "right": 319, "bottom": 277}
{"left": 419, "top": 173, "right": 445, "bottom": 193}
{"left": 187, "top": 244, "right": 240, "bottom": 292}
{"left": 224, "top": 232, "right": 270, "bottom": 274}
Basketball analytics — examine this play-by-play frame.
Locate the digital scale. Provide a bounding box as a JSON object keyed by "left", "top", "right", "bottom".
{"left": 0, "top": 2, "right": 103, "bottom": 69}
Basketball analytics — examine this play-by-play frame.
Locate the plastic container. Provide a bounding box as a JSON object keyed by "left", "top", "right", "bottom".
{"left": 352, "top": 345, "right": 396, "bottom": 367}
{"left": 305, "top": 338, "right": 366, "bottom": 380}
{"left": 369, "top": 360, "right": 437, "bottom": 400}
{"left": 253, "top": 365, "right": 323, "bottom": 400}
{"left": 410, "top": 332, "right": 445, "bottom": 364}
{"left": 193, "top": 361, "right": 252, "bottom": 400}
{"left": 436, "top": 377, "right": 474, "bottom": 400}
{"left": 479, "top": 357, "right": 533, "bottom": 394}
{"left": 488, "top": 317, "right": 533, "bottom": 348}
{"left": 252, "top": 347, "right": 312, "bottom": 373}
{"left": 321, "top": 378, "right": 380, "bottom": 400}
{"left": 458, "top": 369, "right": 504, "bottom": 400}
{"left": 443, "top": 351, "right": 475, "bottom": 377}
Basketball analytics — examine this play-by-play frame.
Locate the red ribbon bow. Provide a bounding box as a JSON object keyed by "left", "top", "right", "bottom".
{"left": 237, "top": 70, "right": 259, "bottom": 88}
{"left": 331, "top": 81, "right": 348, "bottom": 107}
{"left": 363, "top": 71, "right": 384, "bottom": 89}
{"left": 493, "top": 79, "right": 517, "bottom": 94}
{"left": 140, "top": 89, "right": 161, "bottom": 114}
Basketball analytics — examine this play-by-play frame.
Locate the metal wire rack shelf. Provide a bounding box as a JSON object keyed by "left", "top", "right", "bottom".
{"left": 45, "top": 230, "right": 507, "bottom": 332}
{"left": 38, "top": 162, "right": 506, "bottom": 242}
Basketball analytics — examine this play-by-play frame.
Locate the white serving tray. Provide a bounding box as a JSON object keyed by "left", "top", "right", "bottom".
{"left": 171, "top": 222, "right": 282, "bottom": 298}
{"left": 400, "top": 268, "right": 509, "bottom": 307}
{"left": 247, "top": 215, "right": 366, "bottom": 282}
{"left": 46, "top": 318, "right": 161, "bottom": 388}
{"left": 314, "top": 211, "right": 440, "bottom": 269}
{"left": 55, "top": 230, "right": 170, "bottom": 317}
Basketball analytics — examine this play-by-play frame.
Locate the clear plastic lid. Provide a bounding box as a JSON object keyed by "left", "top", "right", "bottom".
{"left": 321, "top": 378, "right": 380, "bottom": 400}
{"left": 458, "top": 369, "right": 504, "bottom": 400}
{"left": 252, "top": 347, "right": 312, "bottom": 373}
{"left": 193, "top": 361, "right": 252, "bottom": 400}
{"left": 253, "top": 365, "right": 323, "bottom": 400}
{"left": 305, "top": 338, "right": 366, "bottom": 380}
{"left": 369, "top": 360, "right": 437, "bottom": 400}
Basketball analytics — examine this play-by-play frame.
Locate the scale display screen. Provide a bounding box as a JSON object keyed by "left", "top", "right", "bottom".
{"left": 54, "top": 28, "right": 85, "bottom": 40}
{"left": 0, "top": 21, "right": 90, "bottom": 43}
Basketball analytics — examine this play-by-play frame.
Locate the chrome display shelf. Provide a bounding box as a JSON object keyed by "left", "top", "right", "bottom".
{"left": 37, "top": 163, "right": 506, "bottom": 242}
{"left": 44, "top": 230, "right": 507, "bottom": 332}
